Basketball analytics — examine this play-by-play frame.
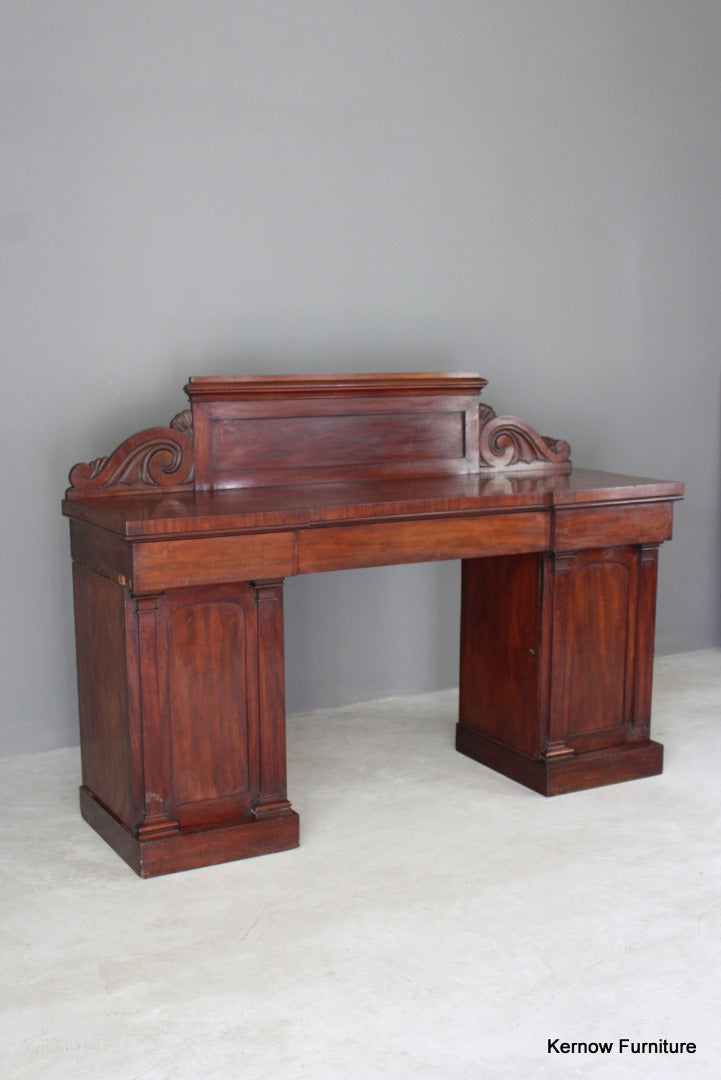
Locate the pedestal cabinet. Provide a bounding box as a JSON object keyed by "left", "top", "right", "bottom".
{"left": 457, "top": 544, "right": 663, "bottom": 794}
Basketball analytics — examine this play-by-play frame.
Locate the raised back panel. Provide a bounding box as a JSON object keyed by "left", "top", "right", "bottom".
{"left": 186, "top": 373, "right": 486, "bottom": 490}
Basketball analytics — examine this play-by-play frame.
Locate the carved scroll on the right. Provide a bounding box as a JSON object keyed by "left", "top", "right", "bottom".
{"left": 478, "top": 407, "right": 571, "bottom": 473}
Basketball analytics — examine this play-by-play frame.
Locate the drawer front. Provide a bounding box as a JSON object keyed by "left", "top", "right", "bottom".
{"left": 298, "top": 511, "right": 550, "bottom": 573}
{"left": 132, "top": 532, "right": 297, "bottom": 591}
{"left": 553, "top": 502, "right": 674, "bottom": 551}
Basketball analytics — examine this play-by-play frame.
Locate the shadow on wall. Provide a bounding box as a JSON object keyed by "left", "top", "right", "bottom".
{"left": 284, "top": 560, "right": 461, "bottom": 716}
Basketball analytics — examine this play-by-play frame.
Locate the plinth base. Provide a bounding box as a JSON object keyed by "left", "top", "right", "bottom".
{"left": 455, "top": 725, "right": 663, "bottom": 796}
{"left": 80, "top": 787, "right": 300, "bottom": 877}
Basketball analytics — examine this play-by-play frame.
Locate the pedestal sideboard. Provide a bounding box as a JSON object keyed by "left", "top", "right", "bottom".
{"left": 62, "top": 373, "right": 683, "bottom": 876}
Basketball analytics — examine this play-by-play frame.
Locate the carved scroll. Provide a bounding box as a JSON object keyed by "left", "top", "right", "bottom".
{"left": 65, "top": 410, "right": 194, "bottom": 499}
{"left": 478, "top": 406, "right": 571, "bottom": 473}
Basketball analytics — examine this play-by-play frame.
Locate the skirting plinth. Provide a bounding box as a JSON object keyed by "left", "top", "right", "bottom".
{"left": 79, "top": 787, "right": 300, "bottom": 877}
{"left": 455, "top": 725, "right": 664, "bottom": 796}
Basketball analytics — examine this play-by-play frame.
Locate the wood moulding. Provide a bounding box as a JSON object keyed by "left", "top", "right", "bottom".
{"left": 184, "top": 371, "right": 489, "bottom": 400}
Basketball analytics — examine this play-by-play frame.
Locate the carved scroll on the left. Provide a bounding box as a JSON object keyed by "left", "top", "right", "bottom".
{"left": 65, "top": 411, "right": 194, "bottom": 499}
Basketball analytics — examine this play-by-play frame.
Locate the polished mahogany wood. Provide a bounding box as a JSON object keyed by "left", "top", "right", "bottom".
{"left": 63, "top": 373, "right": 683, "bottom": 875}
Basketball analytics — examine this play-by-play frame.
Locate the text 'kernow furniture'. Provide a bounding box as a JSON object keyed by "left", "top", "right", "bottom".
{"left": 63, "top": 373, "right": 683, "bottom": 876}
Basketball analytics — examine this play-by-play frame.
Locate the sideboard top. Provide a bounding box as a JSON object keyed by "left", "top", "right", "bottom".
{"left": 63, "top": 468, "right": 685, "bottom": 540}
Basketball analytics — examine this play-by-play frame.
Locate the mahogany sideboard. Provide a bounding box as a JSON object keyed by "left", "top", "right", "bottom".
{"left": 62, "top": 373, "right": 684, "bottom": 876}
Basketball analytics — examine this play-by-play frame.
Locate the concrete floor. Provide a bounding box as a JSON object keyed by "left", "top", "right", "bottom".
{"left": 2, "top": 650, "right": 720, "bottom": 1079}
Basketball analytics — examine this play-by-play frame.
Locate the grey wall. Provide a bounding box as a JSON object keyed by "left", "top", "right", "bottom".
{"left": 2, "top": 2, "right": 720, "bottom": 756}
